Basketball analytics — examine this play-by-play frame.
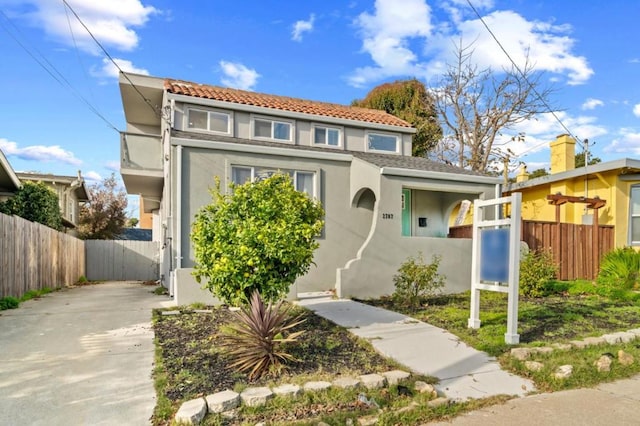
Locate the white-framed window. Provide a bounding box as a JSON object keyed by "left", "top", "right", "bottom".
{"left": 312, "top": 125, "right": 341, "bottom": 147}
{"left": 630, "top": 185, "right": 640, "bottom": 245}
{"left": 230, "top": 166, "right": 316, "bottom": 197}
{"left": 187, "top": 107, "right": 231, "bottom": 134}
{"left": 252, "top": 117, "right": 293, "bottom": 142}
{"left": 366, "top": 132, "right": 399, "bottom": 153}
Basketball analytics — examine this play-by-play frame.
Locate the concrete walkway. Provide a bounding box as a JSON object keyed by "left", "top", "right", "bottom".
{"left": 430, "top": 374, "right": 640, "bottom": 425}
{"left": 298, "top": 298, "right": 535, "bottom": 400}
{"left": 0, "top": 282, "right": 171, "bottom": 426}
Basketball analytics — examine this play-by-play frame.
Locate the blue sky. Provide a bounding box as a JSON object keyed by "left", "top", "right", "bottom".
{"left": 1, "top": 0, "right": 640, "bottom": 216}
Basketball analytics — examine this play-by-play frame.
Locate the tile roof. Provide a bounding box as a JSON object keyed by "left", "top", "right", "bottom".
{"left": 171, "top": 129, "right": 489, "bottom": 177}
{"left": 164, "top": 79, "right": 413, "bottom": 128}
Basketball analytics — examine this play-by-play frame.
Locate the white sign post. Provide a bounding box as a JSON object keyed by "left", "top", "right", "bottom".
{"left": 468, "top": 192, "right": 522, "bottom": 345}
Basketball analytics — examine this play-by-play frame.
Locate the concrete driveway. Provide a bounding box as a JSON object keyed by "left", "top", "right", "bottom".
{"left": 0, "top": 281, "right": 171, "bottom": 426}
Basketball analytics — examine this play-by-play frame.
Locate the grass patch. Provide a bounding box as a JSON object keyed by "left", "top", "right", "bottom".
{"left": 359, "top": 283, "right": 640, "bottom": 394}
{"left": 1, "top": 287, "right": 57, "bottom": 310}
{"left": 505, "top": 342, "right": 640, "bottom": 392}
{"left": 152, "top": 305, "right": 449, "bottom": 425}
{"left": 361, "top": 289, "right": 640, "bottom": 357}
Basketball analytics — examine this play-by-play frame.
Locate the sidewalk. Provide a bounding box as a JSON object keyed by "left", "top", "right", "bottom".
{"left": 430, "top": 374, "right": 640, "bottom": 425}
{"left": 298, "top": 298, "right": 535, "bottom": 400}
{"left": 0, "top": 282, "right": 171, "bottom": 426}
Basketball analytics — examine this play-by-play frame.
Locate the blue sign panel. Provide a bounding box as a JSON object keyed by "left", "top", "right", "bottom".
{"left": 480, "top": 228, "right": 510, "bottom": 282}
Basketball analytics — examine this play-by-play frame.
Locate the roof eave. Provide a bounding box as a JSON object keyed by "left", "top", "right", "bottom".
{"left": 510, "top": 158, "right": 640, "bottom": 190}
{"left": 380, "top": 166, "right": 502, "bottom": 184}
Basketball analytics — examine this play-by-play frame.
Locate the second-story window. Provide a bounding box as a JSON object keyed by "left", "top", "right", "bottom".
{"left": 367, "top": 132, "right": 399, "bottom": 153}
{"left": 187, "top": 108, "right": 230, "bottom": 134}
{"left": 313, "top": 125, "right": 341, "bottom": 147}
{"left": 253, "top": 118, "right": 292, "bottom": 142}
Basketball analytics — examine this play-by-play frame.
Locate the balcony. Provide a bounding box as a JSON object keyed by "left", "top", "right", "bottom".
{"left": 120, "top": 132, "right": 163, "bottom": 204}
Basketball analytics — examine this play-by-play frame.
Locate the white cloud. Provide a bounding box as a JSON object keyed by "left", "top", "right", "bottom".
{"left": 292, "top": 14, "right": 315, "bottom": 42}
{"left": 349, "top": 0, "right": 433, "bottom": 87}
{"left": 16, "top": 0, "right": 157, "bottom": 54}
{"left": 105, "top": 160, "right": 120, "bottom": 171}
{"left": 633, "top": 104, "right": 640, "bottom": 117}
{"left": 604, "top": 128, "right": 640, "bottom": 155}
{"left": 0, "top": 138, "right": 82, "bottom": 166}
{"left": 349, "top": 2, "right": 593, "bottom": 87}
{"left": 91, "top": 57, "right": 149, "bottom": 79}
{"left": 493, "top": 112, "right": 607, "bottom": 160}
{"left": 219, "top": 60, "right": 260, "bottom": 90}
{"left": 83, "top": 170, "right": 103, "bottom": 183}
{"left": 581, "top": 98, "right": 603, "bottom": 110}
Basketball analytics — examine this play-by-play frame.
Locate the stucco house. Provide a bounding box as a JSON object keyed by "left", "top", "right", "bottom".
{"left": 119, "top": 73, "right": 501, "bottom": 304}
{"left": 0, "top": 148, "right": 20, "bottom": 202}
{"left": 16, "top": 171, "right": 89, "bottom": 233}
{"left": 507, "top": 134, "right": 640, "bottom": 248}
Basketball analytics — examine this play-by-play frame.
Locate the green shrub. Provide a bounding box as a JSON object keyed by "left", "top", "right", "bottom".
{"left": 0, "top": 296, "right": 20, "bottom": 310}
{"left": 597, "top": 247, "right": 640, "bottom": 292}
{"left": 191, "top": 173, "right": 324, "bottom": 306}
{"left": 222, "top": 290, "right": 305, "bottom": 380}
{"left": 519, "top": 248, "right": 557, "bottom": 297}
{"left": 393, "top": 253, "right": 446, "bottom": 307}
{"left": 77, "top": 275, "right": 88, "bottom": 284}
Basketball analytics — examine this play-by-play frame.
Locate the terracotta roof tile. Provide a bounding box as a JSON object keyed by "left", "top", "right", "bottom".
{"left": 164, "top": 79, "right": 413, "bottom": 128}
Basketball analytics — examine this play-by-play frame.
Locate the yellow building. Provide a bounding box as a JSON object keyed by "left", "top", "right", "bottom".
{"left": 507, "top": 134, "right": 640, "bottom": 248}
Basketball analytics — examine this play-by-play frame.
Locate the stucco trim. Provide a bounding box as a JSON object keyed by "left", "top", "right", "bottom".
{"left": 172, "top": 137, "right": 354, "bottom": 162}
{"left": 380, "top": 167, "right": 502, "bottom": 185}
{"left": 167, "top": 93, "right": 417, "bottom": 134}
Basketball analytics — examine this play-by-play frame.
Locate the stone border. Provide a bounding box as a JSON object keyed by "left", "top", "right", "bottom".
{"left": 509, "top": 328, "right": 640, "bottom": 379}
{"left": 173, "top": 369, "right": 437, "bottom": 424}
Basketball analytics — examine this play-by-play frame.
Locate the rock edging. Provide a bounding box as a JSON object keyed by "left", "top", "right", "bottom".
{"left": 173, "top": 369, "right": 431, "bottom": 424}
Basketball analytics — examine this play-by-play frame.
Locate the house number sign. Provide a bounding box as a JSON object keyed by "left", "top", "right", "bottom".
{"left": 382, "top": 213, "right": 394, "bottom": 219}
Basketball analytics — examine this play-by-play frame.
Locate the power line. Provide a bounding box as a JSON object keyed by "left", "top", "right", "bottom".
{"left": 465, "top": 0, "right": 583, "bottom": 156}
{"left": 61, "top": 0, "right": 168, "bottom": 124}
{"left": 0, "top": 10, "right": 120, "bottom": 133}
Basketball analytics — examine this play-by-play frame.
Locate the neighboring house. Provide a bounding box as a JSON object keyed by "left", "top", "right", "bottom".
{"left": 16, "top": 171, "right": 89, "bottom": 232}
{"left": 507, "top": 134, "right": 640, "bottom": 248}
{"left": 118, "top": 73, "right": 501, "bottom": 304}
{"left": 139, "top": 195, "right": 153, "bottom": 229}
{"left": 0, "top": 148, "right": 20, "bottom": 202}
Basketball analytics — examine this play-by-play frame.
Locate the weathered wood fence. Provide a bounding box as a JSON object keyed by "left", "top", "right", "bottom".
{"left": 0, "top": 212, "right": 85, "bottom": 298}
{"left": 448, "top": 220, "right": 615, "bottom": 280}
{"left": 85, "top": 240, "right": 159, "bottom": 281}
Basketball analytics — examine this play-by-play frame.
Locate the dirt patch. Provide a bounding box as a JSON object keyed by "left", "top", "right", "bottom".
{"left": 153, "top": 306, "right": 397, "bottom": 403}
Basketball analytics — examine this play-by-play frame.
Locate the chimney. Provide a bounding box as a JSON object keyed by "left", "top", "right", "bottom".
{"left": 550, "top": 134, "right": 576, "bottom": 174}
{"left": 516, "top": 165, "right": 529, "bottom": 182}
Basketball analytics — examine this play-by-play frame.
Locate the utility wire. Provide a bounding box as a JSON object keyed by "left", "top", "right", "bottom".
{"left": 0, "top": 10, "right": 120, "bottom": 133}
{"left": 61, "top": 0, "right": 168, "bottom": 124}
{"left": 465, "top": 0, "right": 584, "bottom": 156}
{"left": 63, "top": 0, "right": 96, "bottom": 106}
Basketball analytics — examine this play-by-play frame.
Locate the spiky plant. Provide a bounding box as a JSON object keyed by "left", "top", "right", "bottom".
{"left": 222, "top": 290, "right": 305, "bottom": 380}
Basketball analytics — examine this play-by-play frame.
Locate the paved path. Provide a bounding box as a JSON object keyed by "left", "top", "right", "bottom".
{"left": 0, "top": 282, "right": 171, "bottom": 426}
{"left": 298, "top": 298, "right": 535, "bottom": 401}
{"left": 430, "top": 374, "right": 640, "bottom": 425}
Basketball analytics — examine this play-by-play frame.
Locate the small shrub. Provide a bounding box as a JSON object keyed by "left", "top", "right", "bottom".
{"left": 77, "top": 275, "right": 88, "bottom": 284}
{"left": 597, "top": 247, "right": 640, "bottom": 292}
{"left": 222, "top": 290, "right": 305, "bottom": 380}
{"left": 519, "top": 249, "right": 557, "bottom": 297}
{"left": 191, "top": 174, "right": 324, "bottom": 306}
{"left": 0, "top": 296, "right": 20, "bottom": 310}
{"left": 393, "top": 253, "right": 446, "bottom": 307}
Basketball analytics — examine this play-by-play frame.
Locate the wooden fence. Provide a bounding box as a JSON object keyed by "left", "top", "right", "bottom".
{"left": 448, "top": 220, "right": 615, "bottom": 280}
{"left": 85, "top": 240, "right": 159, "bottom": 281}
{"left": 0, "top": 212, "right": 85, "bottom": 299}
